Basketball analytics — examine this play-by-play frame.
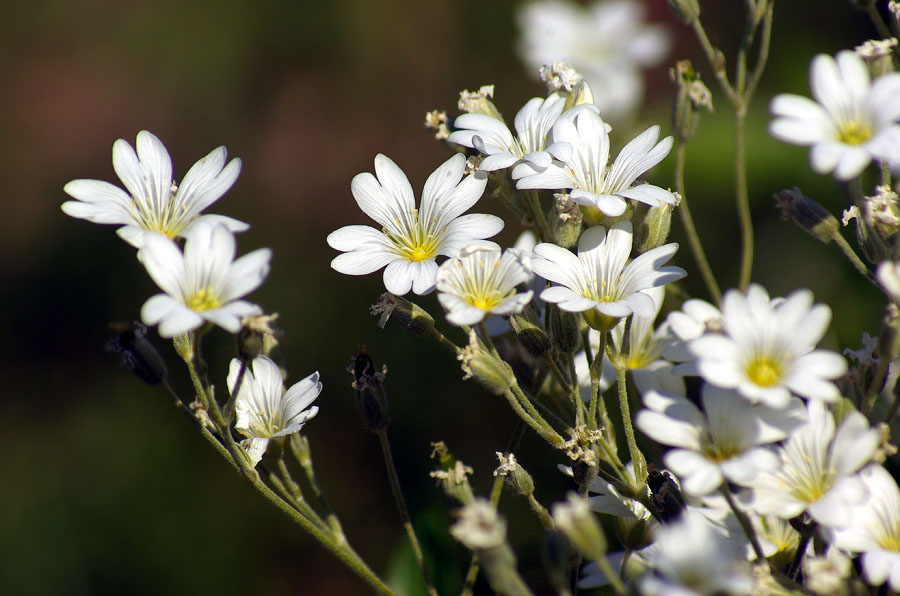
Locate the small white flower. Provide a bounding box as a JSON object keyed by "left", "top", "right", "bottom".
{"left": 747, "top": 400, "right": 879, "bottom": 527}
{"left": 448, "top": 94, "right": 571, "bottom": 171}
{"left": 515, "top": 106, "right": 676, "bottom": 218}
{"left": 769, "top": 51, "right": 900, "bottom": 180}
{"left": 517, "top": 0, "right": 670, "bottom": 121}
{"left": 139, "top": 222, "right": 271, "bottom": 337}
{"left": 689, "top": 284, "right": 847, "bottom": 408}
{"left": 62, "top": 130, "right": 248, "bottom": 248}
{"left": 436, "top": 245, "right": 533, "bottom": 326}
{"left": 531, "top": 221, "right": 685, "bottom": 330}
{"left": 829, "top": 465, "right": 900, "bottom": 591}
{"left": 230, "top": 356, "right": 321, "bottom": 467}
{"left": 327, "top": 154, "right": 503, "bottom": 295}
{"left": 636, "top": 386, "right": 805, "bottom": 496}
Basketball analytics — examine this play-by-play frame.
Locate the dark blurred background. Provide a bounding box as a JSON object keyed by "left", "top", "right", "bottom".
{"left": 0, "top": 0, "right": 888, "bottom": 594}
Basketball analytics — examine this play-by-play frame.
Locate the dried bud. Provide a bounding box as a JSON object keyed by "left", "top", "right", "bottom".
{"left": 774, "top": 187, "right": 840, "bottom": 244}
{"left": 666, "top": 0, "right": 700, "bottom": 23}
{"left": 458, "top": 331, "right": 517, "bottom": 395}
{"left": 540, "top": 62, "right": 584, "bottom": 93}
{"left": 458, "top": 85, "right": 503, "bottom": 120}
{"left": 550, "top": 305, "right": 581, "bottom": 353}
{"left": 636, "top": 200, "right": 676, "bottom": 253}
{"left": 863, "top": 185, "right": 900, "bottom": 258}
{"left": 370, "top": 293, "right": 435, "bottom": 336}
{"left": 552, "top": 193, "right": 583, "bottom": 249}
{"left": 106, "top": 322, "right": 167, "bottom": 385}
{"left": 424, "top": 109, "right": 451, "bottom": 140}
{"left": 552, "top": 493, "right": 609, "bottom": 561}
{"left": 855, "top": 38, "right": 898, "bottom": 76}
{"left": 349, "top": 346, "right": 390, "bottom": 431}
{"left": 494, "top": 452, "right": 534, "bottom": 497}
{"left": 647, "top": 465, "right": 686, "bottom": 523}
{"left": 236, "top": 313, "right": 280, "bottom": 361}
{"left": 451, "top": 499, "right": 507, "bottom": 551}
{"left": 508, "top": 303, "right": 551, "bottom": 358}
{"left": 430, "top": 442, "right": 475, "bottom": 505}
{"left": 670, "top": 60, "right": 712, "bottom": 142}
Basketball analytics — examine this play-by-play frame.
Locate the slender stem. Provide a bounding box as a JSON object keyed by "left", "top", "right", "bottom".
{"left": 588, "top": 331, "right": 608, "bottom": 430}
{"left": 528, "top": 190, "right": 553, "bottom": 242}
{"left": 478, "top": 322, "right": 499, "bottom": 357}
{"left": 734, "top": 111, "right": 754, "bottom": 290}
{"left": 376, "top": 430, "right": 439, "bottom": 596}
{"left": 744, "top": 1, "right": 774, "bottom": 101}
{"left": 832, "top": 232, "right": 878, "bottom": 286}
{"left": 526, "top": 494, "right": 554, "bottom": 529}
{"left": 884, "top": 383, "right": 900, "bottom": 423}
{"left": 590, "top": 552, "right": 627, "bottom": 596}
{"left": 613, "top": 362, "right": 646, "bottom": 483}
{"left": 690, "top": 20, "right": 740, "bottom": 106}
{"left": 674, "top": 141, "right": 722, "bottom": 303}
{"left": 508, "top": 384, "right": 566, "bottom": 446}
{"left": 786, "top": 518, "right": 816, "bottom": 582}
{"left": 275, "top": 458, "right": 332, "bottom": 533}
{"left": 862, "top": 1, "right": 893, "bottom": 39}
{"left": 290, "top": 435, "right": 346, "bottom": 542}
{"left": 863, "top": 351, "right": 891, "bottom": 416}
{"left": 428, "top": 326, "right": 461, "bottom": 354}
{"left": 721, "top": 484, "right": 769, "bottom": 567}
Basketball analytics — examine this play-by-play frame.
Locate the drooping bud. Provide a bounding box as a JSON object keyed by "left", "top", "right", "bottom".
{"left": 636, "top": 200, "right": 677, "bottom": 253}
{"left": 508, "top": 303, "right": 551, "bottom": 359}
{"left": 106, "top": 322, "right": 167, "bottom": 385}
{"left": 670, "top": 60, "right": 712, "bottom": 142}
{"left": 550, "top": 305, "right": 580, "bottom": 353}
{"left": 666, "top": 0, "right": 700, "bottom": 23}
{"left": 552, "top": 193, "right": 583, "bottom": 249}
{"left": 774, "top": 187, "right": 840, "bottom": 244}
{"left": 493, "top": 452, "right": 535, "bottom": 497}
{"left": 458, "top": 331, "right": 517, "bottom": 396}
{"left": 552, "top": 493, "right": 609, "bottom": 562}
{"left": 429, "top": 442, "right": 475, "bottom": 505}
{"left": 349, "top": 346, "right": 390, "bottom": 431}
{"left": 370, "top": 293, "right": 435, "bottom": 337}
{"left": 236, "top": 313, "right": 280, "bottom": 361}
{"left": 458, "top": 85, "right": 503, "bottom": 121}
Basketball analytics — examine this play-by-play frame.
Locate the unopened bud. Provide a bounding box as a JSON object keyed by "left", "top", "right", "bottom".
{"left": 458, "top": 331, "right": 517, "bottom": 395}
{"left": 458, "top": 85, "right": 503, "bottom": 120}
{"left": 370, "top": 293, "right": 435, "bottom": 336}
{"left": 237, "top": 313, "right": 280, "bottom": 361}
{"left": 508, "top": 303, "right": 551, "bottom": 358}
{"left": 774, "top": 187, "right": 840, "bottom": 244}
{"left": 666, "top": 0, "right": 700, "bottom": 23}
{"left": 552, "top": 493, "right": 608, "bottom": 561}
{"left": 553, "top": 193, "right": 583, "bottom": 248}
{"left": 494, "top": 452, "right": 535, "bottom": 497}
{"left": 350, "top": 346, "right": 390, "bottom": 431}
{"left": 647, "top": 465, "right": 686, "bottom": 523}
{"left": 636, "top": 201, "right": 676, "bottom": 252}
{"left": 430, "top": 442, "right": 475, "bottom": 505}
{"left": 670, "top": 60, "right": 712, "bottom": 142}
{"left": 106, "top": 322, "right": 167, "bottom": 385}
{"left": 550, "top": 305, "right": 581, "bottom": 352}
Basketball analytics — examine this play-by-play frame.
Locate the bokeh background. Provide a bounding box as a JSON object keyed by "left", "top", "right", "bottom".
{"left": 0, "top": 0, "right": 890, "bottom": 594}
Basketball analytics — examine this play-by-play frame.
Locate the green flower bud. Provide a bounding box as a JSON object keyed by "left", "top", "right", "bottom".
{"left": 458, "top": 85, "right": 503, "bottom": 120}
{"left": 670, "top": 60, "right": 712, "bottom": 142}
{"left": 550, "top": 305, "right": 581, "bottom": 353}
{"left": 370, "top": 293, "right": 435, "bottom": 337}
{"left": 636, "top": 201, "right": 676, "bottom": 253}
{"left": 552, "top": 193, "right": 583, "bottom": 249}
{"left": 508, "top": 303, "right": 551, "bottom": 359}
{"left": 458, "top": 331, "right": 517, "bottom": 396}
{"left": 494, "top": 452, "right": 534, "bottom": 497}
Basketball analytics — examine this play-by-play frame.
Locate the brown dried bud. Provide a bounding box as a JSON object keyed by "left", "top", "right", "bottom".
{"left": 350, "top": 346, "right": 390, "bottom": 431}
{"left": 370, "top": 293, "right": 435, "bottom": 336}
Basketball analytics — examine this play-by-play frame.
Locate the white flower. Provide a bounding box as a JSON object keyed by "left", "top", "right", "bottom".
{"left": 689, "top": 284, "right": 847, "bottom": 408}
{"left": 436, "top": 245, "right": 533, "bottom": 326}
{"left": 769, "top": 50, "right": 900, "bottom": 180}
{"left": 636, "top": 386, "right": 805, "bottom": 496}
{"left": 515, "top": 106, "right": 676, "bottom": 218}
{"left": 877, "top": 260, "right": 900, "bottom": 303}
{"left": 517, "top": 0, "right": 670, "bottom": 122}
{"left": 230, "top": 356, "right": 321, "bottom": 467}
{"left": 62, "top": 130, "right": 248, "bottom": 248}
{"left": 448, "top": 94, "right": 571, "bottom": 171}
{"left": 139, "top": 222, "right": 271, "bottom": 337}
{"left": 746, "top": 400, "right": 879, "bottom": 527}
{"left": 327, "top": 154, "right": 503, "bottom": 295}
{"left": 531, "top": 221, "right": 685, "bottom": 330}
{"left": 829, "top": 465, "right": 900, "bottom": 590}
{"left": 639, "top": 509, "right": 753, "bottom": 596}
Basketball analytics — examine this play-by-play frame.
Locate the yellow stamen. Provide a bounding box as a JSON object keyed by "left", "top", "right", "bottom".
{"left": 186, "top": 288, "right": 221, "bottom": 312}
{"left": 746, "top": 356, "right": 782, "bottom": 387}
{"left": 837, "top": 121, "right": 872, "bottom": 145}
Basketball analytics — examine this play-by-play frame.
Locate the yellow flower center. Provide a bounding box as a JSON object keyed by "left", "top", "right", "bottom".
{"left": 186, "top": 288, "right": 221, "bottom": 312}
{"left": 746, "top": 356, "right": 782, "bottom": 387}
{"left": 386, "top": 211, "right": 441, "bottom": 263}
{"left": 880, "top": 534, "right": 900, "bottom": 552}
{"left": 837, "top": 120, "right": 872, "bottom": 145}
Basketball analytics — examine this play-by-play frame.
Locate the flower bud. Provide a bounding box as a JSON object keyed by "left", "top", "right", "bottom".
{"left": 236, "top": 313, "right": 280, "bottom": 361}
{"left": 458, "top": 85, "right": 503, "bottom": 121}
{"left": 552, "top": 193, "right": 583, "bottom": 249}
{"left": 855, "top": 38, "right": 898, "bottom": 77}
{"left": 666, "top": 0, "right": 700, "bottom": 23}
{"left": 636, "top": 201, "right": 676, "bottom": 253}
{"left": 670, "top": 60, "right": 712, "bottom": 142}
{"left": 458, "top": 331, "right": 517, "bottom": 396}
{"left": 552, "top": 493, "right": 608, "bottom": 562}
{"left": 349, "top": 346, "right": 390, "bottom": 431}
{"left": 774, "top": 187, "right": 840, "bottom": 244}
{"left": 647, "top": 465, "right": 686, "bottom": 523}
{"left": 106, "top": 322, "right": 167, "bottom": 385}
{"left": 494, "top": 452, "right": 535, "bottom": 497}
{"left": 508, "top": 303, "right": 551, "bottom": 359}
{"left": 550, "top": 305, "right": 580, "bottom": 353}
{"left": 430, "top": 442, "right": 475, "bottom": 505}
{"left": 370, "top": 293, "right": 435, "bottom": 336}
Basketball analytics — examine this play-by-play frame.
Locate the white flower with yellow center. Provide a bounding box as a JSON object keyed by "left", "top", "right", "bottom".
{"left": 747, "top": 400, "right": 879, "bottom": 527}
{"left": 139, "top": 222, "right": 271, "bottom": 337}
{"left": 448, "top": 94, "right": 571, "bottom": 171}
{"left": 515, "top": 106, "right": 677, "bottom": 219}
{"left": 830, "top": 465, "right": 900, "bottom": 591}
{"left": 636, "top": 386, "right": 805, "bottom": 496}
{"left": 230, "top": 356, "right": 321, "bottom": 467}
{"left": 62, "top": 130, "right": 248, "bottom": 248}
{"left": 689, "top": 284, "right": 846, "bottom": 408}
{"left": 531, "top": 221, "right": 685, "bottom": 330}
{"left": 327, "top": 153, "right": 503, "bottom": 295}
{"left": 436, "top": 245, "right": 533, "bottom": 326}
{"left": 770, "top": 50, "right": 900, "bottom": 180}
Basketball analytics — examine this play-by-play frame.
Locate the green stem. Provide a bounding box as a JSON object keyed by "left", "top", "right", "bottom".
{"left": 674, "top": 141, "right": 722, "bottom": 303}
{"left": 508, "top": 384, "right": 566, "bottom": 446}
{"left": 290, "top": 435, "right": 346, "bottom": 542}
{"left": 832, "top": 232, "right": 878, "bottom": 286}
{"left": 734, "top": 110, "right": 754, "bottom": 290}
{"left": 275, "top": 458, "right": 332, "bottom": 533}
{"left": 590, "top": 552, "right": 627, "bottom": 596}
{"left": 588, "top": 331, "right": 608, "bottom": 430}
{"left": 376, "top": 430, "right": 439, "bottom": 596}
{"left": 528, "top": 190, "right": 553, "bottom": 242}
{"left": 613, "top": 362, "right": 646, "bottom": 483}
{"left": 526, "top": 494, "right": 554, "bottom": 529}
{"left": 428, "top": 326, "right": 461, "bottom": 354}
{"left": 690, "top": 20, "right": 740, "bottom": 106}
{"left": 721, "top": 484, "right": 769, "bottom": 567}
